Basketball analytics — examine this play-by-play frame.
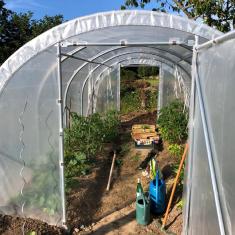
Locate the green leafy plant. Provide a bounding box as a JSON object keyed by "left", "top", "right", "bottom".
{"left": 176, "top": 199, "right": 183, "bottom": 209}
{"left": 120, "top": 143, "right": 131, "bottom": 156}
{"left": 27, "top": 232, "right": 37, "bottom": 235}
{"left": 172, "top": 163, "right": 185, "bottom": 186}
{"left": 146, "top": 90, "right": 158, "bottom": 111}
{"left": 132, "top": 154, "right": 141, "bottom": 162}
{"left": 64, "top": 110, "right": 120, "bottom": 191}
{"left": 115, "top": 159, "right": 123, "bottom": 167}
{"left": 11, "top": 158, "right": 62, "bottom": 217}
{"left": 64, "top": 151, "right": 90, "bottom": 191}
{"left": 102, "top": 110, "right": 120, "bottom": 142}
{"left": 120, "top": 91, "right": 142, "bottom": 114}
{"left": 168, "top": 144, "right": 184, "bottom": 158}
{"left": 158, "top": 100, "right": 188, "bottom": 144}
{"left": 64, "top": 113, "right": 103, "bottom": 159}
{"left": 65, "top": 152, "right": 90, "bottom": 178}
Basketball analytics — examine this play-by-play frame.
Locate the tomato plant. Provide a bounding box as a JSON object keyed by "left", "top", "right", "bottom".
{"left": 64, "top": 110, "right": 120, "bottom": 189}
{"left": 158, "top": 100, "right": 188, "bottom": 144}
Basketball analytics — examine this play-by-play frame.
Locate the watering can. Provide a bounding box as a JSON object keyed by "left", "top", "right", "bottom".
{"left": 136, "top": 192, "right": 150, "bottom": 225}
{"left": 149, "top": 170, "right": 166, "bottom": 214}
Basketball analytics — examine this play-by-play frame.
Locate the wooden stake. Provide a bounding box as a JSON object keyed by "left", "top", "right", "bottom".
{"left": 106, "top": 150, "right": 117, "bottom": 191}
{"left": 161, "top": 143, "right": 189, "bottom": 229}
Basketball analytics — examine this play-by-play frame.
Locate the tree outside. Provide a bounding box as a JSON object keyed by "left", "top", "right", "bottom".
{"left": 121, "top": 0, "right": 235, "bottom": 32}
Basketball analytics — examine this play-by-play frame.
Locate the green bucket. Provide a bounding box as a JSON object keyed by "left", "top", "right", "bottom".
{"left": 136, "top": 193, "right": 150, "bottom": 225}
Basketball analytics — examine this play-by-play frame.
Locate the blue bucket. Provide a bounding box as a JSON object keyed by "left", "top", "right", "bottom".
{"left": 149, "top": 171, "right": 166, "bottom": 214}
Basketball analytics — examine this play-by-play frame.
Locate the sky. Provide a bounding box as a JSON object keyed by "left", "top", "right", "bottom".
{"left": 4, "top": 0, "right": 160, "bottom": 20}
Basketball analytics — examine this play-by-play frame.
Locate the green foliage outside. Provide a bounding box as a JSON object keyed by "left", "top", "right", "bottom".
{"left": 120, "top": 68, "right": 139, "bottom": 81}
{"left": 120, "top": 66, "right": 158, "bottom": 114}
{"left": 158, "top": 100, "right": 188, "bottom": 144}
{"left": 120, "top": 89, "right": 157, "bottom": 114}
{"left": 64, "top": 110, "right": 120, "bottom": 189}
{"left": 145, "top": 90, "right": 158, "bottom": 111}
{"left": 120, "top": 66, "right": 158, "bottom": 81}
{"left": 120, "top": 90, "right": 142, "bottom": 114}
{"left": 137, "top": 66, "right": 159, "bottom": 78}
{"left": 121, "top": 0, "right": 235, "bottom": 32}
{"left": 0, "top": 0, "right": 63, "bottom": 65}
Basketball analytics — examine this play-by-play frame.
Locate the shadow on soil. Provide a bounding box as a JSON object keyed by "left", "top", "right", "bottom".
{"left": 67, "top": 124, "right": 136, "bottom": 229}
{"left": 121, "top": 110, "right": 157, "bottom": 130}
{"left": 91, "top": 210, "right": 136, "bottom": 235}
{"left": 67, "top": 148, "right": 114, "bottom": 228}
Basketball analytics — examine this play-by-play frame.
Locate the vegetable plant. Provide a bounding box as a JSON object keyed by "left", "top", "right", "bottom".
{"left": 172, "top": 162, "right": 185, "bottom": 190}
{"left": 168, "top": 144, "right": 184, "bottom": 158}
{"left": 64, "top": 110, "right": 120, "bottom": 190}
{"left": 11, "top": 157, "right": 62, "bottom": 217}
{"left": 120, "top": 91, "right": 142, "bottom": 114}
{"left": 158, "top": 100, "right": 188, "bottom": 144}
{"left": 146, "top": 90, "right": 158, "bottom": 111}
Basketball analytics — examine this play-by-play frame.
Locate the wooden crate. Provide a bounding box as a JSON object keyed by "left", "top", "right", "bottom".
{"left": 131, "top": 124, "right": 160, "bottom": 148}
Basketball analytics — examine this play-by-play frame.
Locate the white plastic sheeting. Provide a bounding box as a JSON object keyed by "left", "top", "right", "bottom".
{"left": 159, "top": 64, "right": 190, "bottom": 109}
{"left": 184, "top": 33, "right": 235, "bottom": 235}
{"left": 0, "top": 47, "right": 62, "bottom": 225}
{"left": 0, "top": 10, "right": 222, "bottom": 226}
{"left": 93, "top": 66, "right": 120, "bottom": 114}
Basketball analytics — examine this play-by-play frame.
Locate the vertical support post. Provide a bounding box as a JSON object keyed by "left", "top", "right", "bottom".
{"left": 91, "top": 72, "right": 94, "bottom": 114}
{"left": 69, "top": 98, "right": 72, "bottom": 129}
{"left": 117, "top": 64, "right": 121, "bottom": 111}
{"left": 57, "top": 42, "right": 67, "bottom": 227}
{"left": 183, "top": 35, "right": 198, "bottom": 235}
{"left": 64, "top": 107, "right": 67, "bottom": 128}
{"left": 194, "top": 39, "right": 226, "bottom": 235}
{"left": 157, "top": 63, "right": 163, "bottom": 117}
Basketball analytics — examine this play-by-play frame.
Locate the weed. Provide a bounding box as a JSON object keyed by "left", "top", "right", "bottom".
{"left": 115, "top": 159, "right": 123, "bottom": 167}
{"left": 176, "top": 199, "right": 183, "bottom": 209}
{"left": 120, "top": 143, "right": 131, "bottom": 156}
{"left": 132, "top": 154, "right": 141, "bottom": 162}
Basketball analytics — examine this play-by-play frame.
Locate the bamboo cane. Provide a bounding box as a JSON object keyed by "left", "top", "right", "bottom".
{"left": 106, "top": 150, "right": 117, "bottom": 191}
{"left": 161, "top": 143, "right": 189, "bottom": 229}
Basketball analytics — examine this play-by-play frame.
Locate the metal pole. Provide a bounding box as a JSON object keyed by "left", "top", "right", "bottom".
{"left": 157, "top": 63, "right": 163, "bottom": 116}
{"left": 117, "top": 64, "right": 121, "bottom": 111}
{"left": 57, "top": 42, "right": 67, "bottom": 227}
{"left": 63, "top": 41, "right": 190, "bottom": 47}
{"left": 80, "top": 51, "right": 191, "bottom": 115}
{"left": 194, "top": 47, "right": 226, "bottom": 235}
{"left": 197, "top": 30, "right": 235, "bottom": 51}
{"left": 63, "top": 45, "right": 191, "bottom": 110}
{"left": 183, "top": 35, "right": 198, "bottom": 235}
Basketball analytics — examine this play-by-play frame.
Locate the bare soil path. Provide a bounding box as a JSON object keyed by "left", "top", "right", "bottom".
{"left": 72, "top": 110, "right": 183, "bottom": 235}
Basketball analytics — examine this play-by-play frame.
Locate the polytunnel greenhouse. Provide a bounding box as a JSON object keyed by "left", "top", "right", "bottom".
{"left": 0, "top": 9, "right": 235, "bottom": 235}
